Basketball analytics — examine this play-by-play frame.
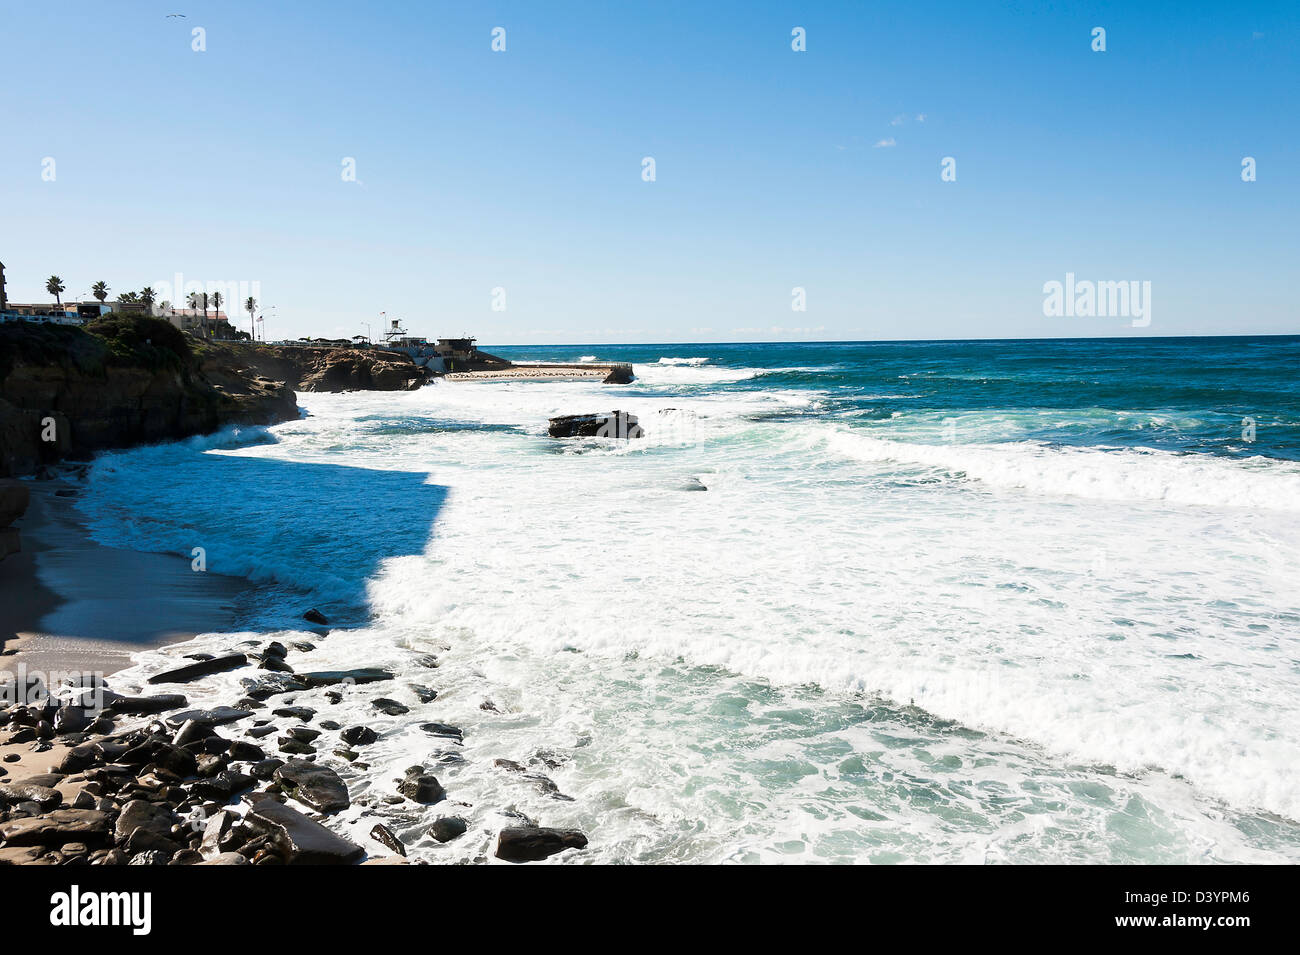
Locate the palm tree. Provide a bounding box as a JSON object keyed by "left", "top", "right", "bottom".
{"left": 117, "top": 291, "right": 139, "bottom": 304}
{"left": 91, "top": 280, "right": 109, "bottom": 303}
{"left": 140, "top": 287, "right": 156, "bottom": 313}
{"left": 245, "top": 296, "right": 257, "bottom": 340}
{"left": 46, "top": 275, "right": 65, "bottom": 307}
{"left": 201, "top": 292, "right": 209, "bottom": 338}
{"left": 186, "top": 292, "right": 202, "bottom": 336}
{"left": 210, "top": 292, "right": 223, "bottom": 338}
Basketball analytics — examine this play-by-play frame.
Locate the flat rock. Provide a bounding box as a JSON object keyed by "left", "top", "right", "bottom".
{"left": 108, "top": 694, "right": 188, "bottom": 715}
{"left": 147, "top": 654, "right": 248, "bottom": 685}
{"left": 0, "top": 809, "right": 111, "bottom": 847}
{"left": 244, "top": 795, "right": 364, "bottom": 864}
{"left": 495, "top": 826, "right": 588, "bottom": 863}
{"left": 300, "top": 669, "right": 393, "bottom": 688}
{"left": 0, "top": 782, "right": 62, "bottom": 811}
{"left": 274, "top": 759, "right": 350, "bottom": 813}
{"left": 164, "top": 706, "right": 254, "bottom": 729}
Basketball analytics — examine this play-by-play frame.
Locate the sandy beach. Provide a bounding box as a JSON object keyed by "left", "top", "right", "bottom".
{"left": 0, "top": 480, "right": 252, "bottom": 680}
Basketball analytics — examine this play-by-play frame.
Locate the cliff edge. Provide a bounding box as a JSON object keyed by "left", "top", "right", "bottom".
{"left": 0, "top": 316, "right": 299, "bottom": 478}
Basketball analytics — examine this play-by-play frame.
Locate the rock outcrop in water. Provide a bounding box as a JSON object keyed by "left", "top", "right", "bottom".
{"left": 0, "top": 317, "right": 298, "bottom": 478}
{"left": 547, "top": 411, "right": 643, "bottom": 438}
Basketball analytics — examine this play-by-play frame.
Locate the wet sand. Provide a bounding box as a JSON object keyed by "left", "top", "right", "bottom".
{"left": 0, "top": 481, "right": 252, "bottom": 680}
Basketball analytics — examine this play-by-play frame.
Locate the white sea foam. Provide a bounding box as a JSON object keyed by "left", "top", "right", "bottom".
{"left": 80, "top": 374, "right": 1300, "bottom": 863}
{"left": 824, "top": 431, "right": 1300, "bottom": 511}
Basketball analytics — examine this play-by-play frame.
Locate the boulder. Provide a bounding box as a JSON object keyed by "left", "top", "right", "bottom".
{"left": 495, "top": 827, "right": 588, "bottom": 863}
{"left": 547, "top": 411, "right": 642, "bottom": 439}
{"left": 429, "top": 816, "right": 468, "bottom": 843}
{"left": 274, "top": 759, "right": 350, "bottom": 813}
{"left": 398, "top": 770, "right": 445, "bottom": 805}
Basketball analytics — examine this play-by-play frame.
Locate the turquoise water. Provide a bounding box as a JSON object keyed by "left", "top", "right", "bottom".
{"left": 85, "top": 336, "right": 1300, "bottom": 863}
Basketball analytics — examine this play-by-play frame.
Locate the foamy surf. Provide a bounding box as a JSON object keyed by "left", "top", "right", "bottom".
{"left": 73, "top": 338, "right": 1300, "bottom": 863}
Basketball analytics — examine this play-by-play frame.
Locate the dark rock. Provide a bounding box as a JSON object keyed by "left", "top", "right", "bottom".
{"left": 495, "top": 827, "right": 588, "bottom": 863}
{"left": 300, "top": 668, "right": 393, "bottom": 688}
{"left": 369, "top": 823, "right": 406, "bottom": 857}
{"left": 244, "top": 794, "right": 364, "bottom": 864}
{"left": 123, "top": 827, "right": 182, "bottom": 857}
{"left": 274, "top": 759, "right": 350, "bottom": 813}
{"left": 398, "top": 770, "right": 445, "bottom": 805}
{"left": 318, "top": 720, "right": 340, "bottom": 731}
{"left": 239, "top": 673, "right": 309, "bottom": 699}
{"left": 190, "top": 770, "right": 255, "bottom": 801}
{"left": 340, "top": 725, "right": 378, "bottom": 746}
{"left": 0, "top": 782, "right": 62, "bottom": 811}
{"left": 250, "top": 758, "right": 284, "bottom": 781}
{"left": 0, "top": 809, "right": 111, "bottom": 847}
{"left": 147, "top": 654, "right": 247, "bottom": 685}
{"left": 302, "top": 609, "right": 328, "bottom": 625}
{"left": 106, "top": 694, "right": 188, "bottom": 715}
{"left": 285, "top": 726, "right": 321, "bottom": 743}
{"left": 547, "top": 411, "right": 642, "bottom": 439}
{"left": 428, "top": 816, "right": 468, "bottom": 843}
{"left": 164, "top": 706, "right": 253, "bottom": 729}
{"left": 278, "top": 738, "right": 315, "bottom": 755}
{"left": 420, "top": 722, "right": 464, "bottom": 741}
{"left": 371, "top": 698, "right": 409, "bottom": 716}
{"left": 115, "top": 799, "right": 180, "bottom": 843}
{"left": 408, "top": 685, "right": 437, "bottom": 704}
{"left": 227, "top": 740, "right": 265, "bottom": 761}
{"left": 272, "top": 706, "right": 316, "bottom": 722}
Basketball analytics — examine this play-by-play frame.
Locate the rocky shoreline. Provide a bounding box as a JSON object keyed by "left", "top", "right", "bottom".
{"left": 0, "top": 607, "right": 589, "bottom": 865}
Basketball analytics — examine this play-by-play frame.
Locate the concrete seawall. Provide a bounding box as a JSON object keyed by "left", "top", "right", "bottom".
{"left": 444, "top": 362, "right": 634, "bottom": 384}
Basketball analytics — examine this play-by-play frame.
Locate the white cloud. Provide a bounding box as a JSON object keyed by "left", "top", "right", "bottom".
{"left": 873, "top": 138, "right": 897, "bottom": 148}
{"left": 915, "top": 113, "right": 926, "bottom": 122}
{"left": 890, "top": 114, "right": 906, "bottom": 126}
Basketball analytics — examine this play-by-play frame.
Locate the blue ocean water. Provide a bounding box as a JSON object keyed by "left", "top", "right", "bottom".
{"left": 491, "top": 336, "right": 1300, "bottom": 460}
{"left": 83, "top": 336, "right": 1300, "bottom": 863}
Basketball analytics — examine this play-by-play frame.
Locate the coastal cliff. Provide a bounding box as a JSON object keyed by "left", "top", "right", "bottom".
{"left": 219, "top": 344, "right": 429, "bottom": 393}
{"left": 0, "top": 317, "right": 298, "bottom": 478}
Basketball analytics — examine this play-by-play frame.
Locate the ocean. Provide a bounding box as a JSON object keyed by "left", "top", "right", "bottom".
{"left": 84, "top": 337, "right": 1300, "bottom": 863}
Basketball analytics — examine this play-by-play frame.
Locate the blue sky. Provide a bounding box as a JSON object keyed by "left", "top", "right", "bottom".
{"left": 1, "top": 1, "right": 1296, "bottom": 343}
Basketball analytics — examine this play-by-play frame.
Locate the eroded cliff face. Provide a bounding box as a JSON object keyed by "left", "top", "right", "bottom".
{"left": 0, "top": 318, "right": 299, "bottom": 478}
{"left": 249, "top": 346, "right": 428, "bottom": 393}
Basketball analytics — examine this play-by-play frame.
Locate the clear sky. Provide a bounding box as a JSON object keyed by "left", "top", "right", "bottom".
{"left": 2, "top": 1, "right": 1296, "bottom": 343}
